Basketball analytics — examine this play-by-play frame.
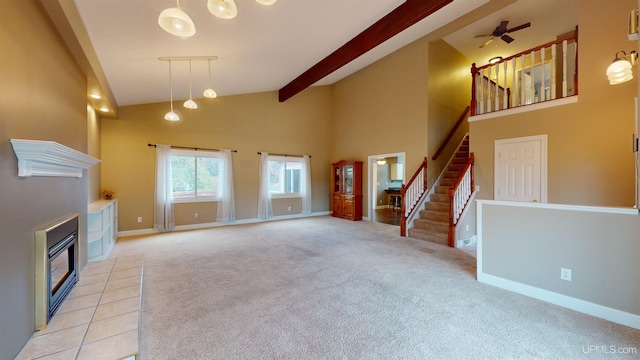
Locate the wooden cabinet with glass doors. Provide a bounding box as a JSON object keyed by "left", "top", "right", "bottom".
{"left": 331, "top": 160, "right": 362, "bottom": 221}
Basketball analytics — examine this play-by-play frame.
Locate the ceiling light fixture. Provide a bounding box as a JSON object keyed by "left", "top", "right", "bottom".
{"left": 606, "top": 50, "right": 637, "bottom": 85}
{"left": 160, "top": 0, "right": 276, "bottom": 36}
{"left": 203, "top": 59, "right": 218, "bottom": 98}
{"left": 488, "top": 56, "right": 503, "bottom": 64}
{"left": 158, "top": 0, "right": 196, "bottom": 38}
{"left": 207, "top": 0, "right": 238, "bottom": 19}
{"left": 377, "top": 158, "right": 387, "bottom": 166}
{"left": 183, "top": 60, "right": 198, "bottom": 109}
{"left": 164, "top": 60, "right": 180, "bottom": 121}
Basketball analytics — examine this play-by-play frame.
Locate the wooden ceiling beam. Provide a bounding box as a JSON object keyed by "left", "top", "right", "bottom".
{"left": 278, "top": 0, "right": 453, "bottom": 102}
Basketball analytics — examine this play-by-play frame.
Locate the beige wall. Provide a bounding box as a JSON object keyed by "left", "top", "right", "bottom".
{"left": 0, "top": 1, "right": 91, "bottom": 358}
{"left": 102, "top": 88, "right": 332, "bottom": 231}
{"left": 479, "top": 201, "right": 640, "bottom": 317}
{"left": 470, "top": 0, "right": 638, "bottom": 207}
{"left": 428, "top": 39, "right": 472, "bottom": 186}
{"left": 331, "top": 38, "right": 430, "bottom": 218}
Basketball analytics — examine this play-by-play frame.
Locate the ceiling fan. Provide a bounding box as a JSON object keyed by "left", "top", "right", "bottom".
{"left": 475, "top": 20, "right": 531, "bottom": 48}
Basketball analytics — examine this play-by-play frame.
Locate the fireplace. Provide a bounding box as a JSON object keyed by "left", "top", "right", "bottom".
{"left": 35, "top": 214, "right": 79, "bottom": 330}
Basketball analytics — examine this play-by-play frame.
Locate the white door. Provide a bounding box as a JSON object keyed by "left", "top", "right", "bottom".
{"left": 495, "top": 135, "right": 547, "bottom": 202}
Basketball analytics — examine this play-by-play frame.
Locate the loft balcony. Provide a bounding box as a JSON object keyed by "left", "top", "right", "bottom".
{"left": 470, "top": 28, "right": 578, "bottom": 117}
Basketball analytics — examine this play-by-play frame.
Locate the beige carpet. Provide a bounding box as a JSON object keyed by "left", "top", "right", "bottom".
{"left": 111, "top": 216, "right": 640, "bottom": 359}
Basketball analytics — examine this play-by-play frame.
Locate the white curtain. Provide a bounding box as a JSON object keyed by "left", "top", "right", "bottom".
{"left": 257, "top": 152, "right": 273, "bottom": 219}
{"left": 217, "top": 149, "right": 236, "bottom": 223}
{"left": 154, "top": 144, "right": 175, "bottom": 232}
{"left": 302, "top": 155, "right": 312, "bottom": 215}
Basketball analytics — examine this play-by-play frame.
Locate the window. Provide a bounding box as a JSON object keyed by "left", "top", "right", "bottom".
{"left": 268, "top": 156, "right": 303, "bottom": 197}
{"left": 171, "top": 150, "right": 224, "bottom": 202}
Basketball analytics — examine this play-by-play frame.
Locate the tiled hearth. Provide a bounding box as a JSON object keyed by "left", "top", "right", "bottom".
{"left": 16, "top": 255, "right": 143, "bottom": 360}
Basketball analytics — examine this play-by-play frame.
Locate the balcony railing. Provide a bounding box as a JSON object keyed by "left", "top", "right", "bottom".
{"left": 471, "top": 27, "right": 578, "bottom": 116}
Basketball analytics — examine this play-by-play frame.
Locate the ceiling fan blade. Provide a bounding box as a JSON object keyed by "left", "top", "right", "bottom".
{"left": 480, "top": 37, "right": 495, "bottom": 48}
{"left": 501, "top": 34, "right": 515, "bottom": 44}
{"left": 507, "top": 22, "right": 531, "bottom": 33}
{"left": 496, "top": 20, "right": 509, "bottom": 34}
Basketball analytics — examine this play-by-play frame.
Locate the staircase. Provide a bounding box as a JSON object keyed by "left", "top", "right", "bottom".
{"left": 408, "top": 135, "right": 470, "bottom": 246}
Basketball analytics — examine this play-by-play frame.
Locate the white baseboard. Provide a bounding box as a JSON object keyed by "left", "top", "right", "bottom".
{"left": 478, "top": 272, "right": 640, "bottom": 330}
{"left": 117, "top": 211, "right": 330, "bottom": 238}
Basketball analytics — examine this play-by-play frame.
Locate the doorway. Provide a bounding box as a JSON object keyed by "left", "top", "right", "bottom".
{"left": 367, "top": 152, "right": 405, "bottom": 225}
{"left": 494, "top": 135, "right": 547, "bottom": 202}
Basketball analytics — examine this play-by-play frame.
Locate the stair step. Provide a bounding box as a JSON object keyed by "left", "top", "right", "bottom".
{"left": 413, "top": 218, "right": 448, "bottom": 233}
{"left": 419, "top": 209, "right": 449, "bottom": 222}
{"left": 434, "top": 185, "right": 450, "bottom": 194}
{"left": 430, "top": 193, "right": 448, "bottom": 202}
{"left": 452, "top": 158, "right": 468, "bottom": 164}
{"left": 407, "top": 228, "right": 448, "bottom": 246}
{"left": 424, "top": 201, "right": 449, "bottom": 211}
{"left": 440, "top": 177, "right": 456, "bottom": 186}
{"left": 443, "top": 170, "right": 459, "bottom": 178}
{"left": 447, "top": 164, "right": 464, "bottom": 171}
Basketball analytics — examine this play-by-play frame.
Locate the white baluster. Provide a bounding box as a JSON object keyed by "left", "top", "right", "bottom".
{"left": 503, "top": 60, "right": 508, "bottom": 109}
{"left": 520, "top": 54, "right": 526, "bottom": 106}
{"left": 512, "top": 58, "right": 517, "bottom": 107}
{"left": 562, "top": 40, "right": 568, "bottom": 97}
{"left": 494, "top": 63, "right": 500, "bottom": 111}
{"left": 530, "top": 51, "right": 535, "bottom": 104}
{"left": 551, "top": 44, "right": 557, "bottom": 100}
{"left": 541, "top": 48, "right": 546, "bottom": 101}
{"left": 487, "top": 67, "right": 492, "bottom": 112}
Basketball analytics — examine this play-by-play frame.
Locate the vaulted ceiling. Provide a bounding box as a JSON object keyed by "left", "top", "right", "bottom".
{"left": 41, "top": 0, "right": 576, "bottom": 116}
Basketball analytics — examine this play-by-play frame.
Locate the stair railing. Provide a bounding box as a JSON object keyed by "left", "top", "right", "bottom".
{"left": 400, "top": 157, "right": 428, "bottom": 236}
{"left": 448, "top": 152, "right": 474, "bottom": 247}
{"left": 432, "top": 106, "right": 470, "bottom": 161}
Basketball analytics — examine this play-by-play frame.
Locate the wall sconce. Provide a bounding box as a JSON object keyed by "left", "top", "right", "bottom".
{"left": 629, "top": 9, "right": 638, "bottom": 40}
{"left": 376, "top": 158, "right": 387, "bottom": 166}
{"left": 606, "top": 51, "right": 637, "bottom": 85}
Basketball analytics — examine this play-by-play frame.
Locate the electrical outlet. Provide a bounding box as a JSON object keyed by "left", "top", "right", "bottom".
{"left": 194, "top": 213, "right": 199, "bottom": 219}
{"left": 475, "top": 185, "right": 480, "bottom": 192}
{"left": 466, "top": 224, "right": 469, "bottom": 231}
{"left": 560, "top": 267, "right": 572, "bottom": 281}
{"left": 287, "top": 206, "right": 292, "bottom": 212}
{"left": 137, "top": 217, "right": 142, "bottom": 223}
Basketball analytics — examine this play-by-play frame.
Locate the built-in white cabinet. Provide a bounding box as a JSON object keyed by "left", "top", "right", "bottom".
{"left": 87, "top": 199, "right": 118, "bottom": 262}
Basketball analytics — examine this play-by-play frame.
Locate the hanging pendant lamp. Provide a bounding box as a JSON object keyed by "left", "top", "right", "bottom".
{"left": 164, "top": 60, "right": 180, "bottom": 121}
{"left": 183, "top": 60, "right": 198, "bottom": 109}
{"left": 203, "top": 59, "right": 218, "bottom": 98}
{"left": 158, "top": 0, "right": 196, "bottom": 37}
{"left": 207, "top": 0, "right": 238, "bottom": 19}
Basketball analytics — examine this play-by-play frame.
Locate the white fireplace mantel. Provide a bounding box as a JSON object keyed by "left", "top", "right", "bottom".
{"left": 10, "top": 139, "right": 100, "bottom": 178}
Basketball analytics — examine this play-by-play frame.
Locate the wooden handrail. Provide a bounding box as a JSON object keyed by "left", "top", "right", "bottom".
{"left": 474, "top": 28, "right": 578, "bottom": 72}
{"left": 400, "top": 157, "right": 428, "bottom": 236}
{"left": 431, "top": 106, "right": 470, "bottom": 161}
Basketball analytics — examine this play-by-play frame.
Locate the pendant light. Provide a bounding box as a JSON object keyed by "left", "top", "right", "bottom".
{"left": 207, "top": 0, "right": 238, "bottom": 19}
{"left": 164, "top": 60, "right": 180, "bottom": 121}
{"left": 158, "top": 0, "right": 196, "bottom": 38}
{"left": 203, "top": 59, "right": 218, "bottom": 98}
{"left": 183, "top": 60, "right": 198, "bottom": 109}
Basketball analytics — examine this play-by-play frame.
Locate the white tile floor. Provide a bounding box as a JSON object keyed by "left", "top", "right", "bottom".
{"left": 16, "top": 255, "right": 143, "bottom": 360}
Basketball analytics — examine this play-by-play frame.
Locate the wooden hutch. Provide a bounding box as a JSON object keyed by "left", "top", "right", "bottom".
{"left": 331, "top": 160, "right": 362, "bottom": 221}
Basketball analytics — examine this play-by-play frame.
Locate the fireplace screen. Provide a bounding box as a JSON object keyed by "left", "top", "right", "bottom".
{"left": 35, "top": 214, "right": 79, "bottom": 330}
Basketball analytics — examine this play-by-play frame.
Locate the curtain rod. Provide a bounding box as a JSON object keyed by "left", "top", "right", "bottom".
{"left": 257, "top": 152, "right": 310, "bottom": 158}
{"left": 148, "top": 144, "right": 237, "bottom": 152}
